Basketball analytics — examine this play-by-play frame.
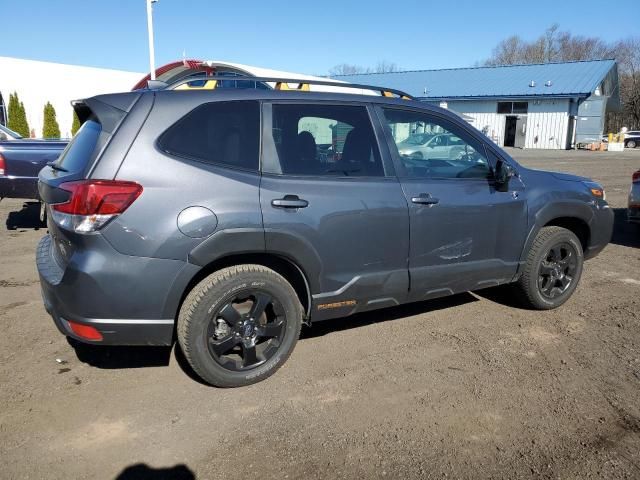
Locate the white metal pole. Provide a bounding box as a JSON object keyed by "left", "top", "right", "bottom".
{"left": 146, "top": 0, "right": 157, "bottom": 80}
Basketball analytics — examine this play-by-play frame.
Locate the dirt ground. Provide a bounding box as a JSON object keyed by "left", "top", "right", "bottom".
{"left": 1, "top": 148, "right": 639, "bottom": 480}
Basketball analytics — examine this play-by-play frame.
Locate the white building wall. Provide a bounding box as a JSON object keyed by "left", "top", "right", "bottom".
{"left": 524, "top": 99, "right": 570, "bottom": 150}
{"left": 447, "top": 98, "right": 571, "bottom": 150}
{"left": 0, "top": 57, "right": 143, "bottom": 138}
{"left": 447, "top": 100, "right": 505, "bottom": 146}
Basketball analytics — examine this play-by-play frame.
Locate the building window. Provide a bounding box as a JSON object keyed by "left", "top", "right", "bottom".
{"left": 497, "top": 101, "right": 528, "bottom": 114}
{"left": 497, "top": 102, "right": 512, "bottom": 114}
{"left": 513, "top": 102, "right": 528, "bottom": 114}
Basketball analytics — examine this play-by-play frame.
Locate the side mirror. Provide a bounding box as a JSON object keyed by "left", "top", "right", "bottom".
{"left": 0, "top": 133, "right": 7, "bottom": 141}
{"left": 495, "top": 160, "right": 516, "bottom": 192}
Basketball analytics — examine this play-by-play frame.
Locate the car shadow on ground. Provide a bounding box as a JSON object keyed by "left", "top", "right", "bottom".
{"left": 68, "top": 338, "right": 173, "bottom": 369}
{"left": 5, "top": 201, "right": 43, "bottom": 230}
{"left": 610, "top": 208, "right": 640, "bottom": 248}
{"left": 114, "top": 463, "right": 194, "bottom": 479}
{"left": 300, "top": 292, "right": 479, "bottom": 340}
{"left": 66, "top": 293, "right": 479, "bottom": 385}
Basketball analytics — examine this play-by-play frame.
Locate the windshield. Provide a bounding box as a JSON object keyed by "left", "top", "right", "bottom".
{"left": 0, "top": 124, "right": 22, "bottom": 139}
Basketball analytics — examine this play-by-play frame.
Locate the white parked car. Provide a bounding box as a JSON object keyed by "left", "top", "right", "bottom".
{"left": 624, "top": 131, "right": 639, "bottom": 149}
{"left": 397, "top": 133, "right": 472, "bottom": 160}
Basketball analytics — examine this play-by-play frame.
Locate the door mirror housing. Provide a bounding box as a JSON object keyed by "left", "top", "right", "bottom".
{"left": 495, "top": 160, "right": 516, "bottom": 192}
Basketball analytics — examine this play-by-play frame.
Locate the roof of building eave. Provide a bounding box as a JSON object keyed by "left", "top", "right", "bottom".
{"left": 334, "top": 59, "right": 617, "bottom": 99}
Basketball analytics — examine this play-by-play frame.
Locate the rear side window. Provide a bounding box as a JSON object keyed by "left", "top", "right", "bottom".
{"left": 158, "top": 101, "right": 260, "bottom": 171}
{"left": 54, "top": 120, "right": 101, "bottom": 173}
{"left": 268, "top": 104, "right": 383, "bottom": 177}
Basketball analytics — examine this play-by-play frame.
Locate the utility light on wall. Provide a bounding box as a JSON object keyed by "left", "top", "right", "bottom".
{"left": 529, "top": 80, "right": 536, "bottom": 87}
{"left": 545, "top": 80, "right": 553, "bottom": 87}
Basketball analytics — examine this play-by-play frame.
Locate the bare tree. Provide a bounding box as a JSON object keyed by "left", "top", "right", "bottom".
{"left": 328, "top": 64, "right": 368, "bottom": 76}
{"left": 608, "top": 37, "right": 640, "bottom": 129}
{"left": 329, "top": 61, "right": 402, "bottom": 76}
{"left": 375, "top": 61, "right": 401, "bottom": 73}
{"left": 485, "top": 35, "right": 526, "bottom": 66}
{"left": 483, "top": 24, "right": 615, "bottom": 65}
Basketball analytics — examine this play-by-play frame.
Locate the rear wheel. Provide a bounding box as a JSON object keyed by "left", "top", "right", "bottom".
{"left": 514, "top": 226, "right": 584, "bottom": 310}
{"left": 177, "top": 264, "right": 303, "bottom": 387}
{"left": 627, "top": 140, "right": 637, "bottom": 148}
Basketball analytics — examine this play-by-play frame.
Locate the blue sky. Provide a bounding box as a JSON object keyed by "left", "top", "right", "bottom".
{"left": 1, "top": 0, "right": 637, "bottom": 75}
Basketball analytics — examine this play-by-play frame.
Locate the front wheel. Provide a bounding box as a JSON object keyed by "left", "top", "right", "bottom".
{"left": 626, "top": 140, "right": 637, "bottom": 148}
{"left": 514, "top": 226, "right": 584, "bottom": 310}
{"left": 177, "top": 265, "right": 303, "bottom": 387}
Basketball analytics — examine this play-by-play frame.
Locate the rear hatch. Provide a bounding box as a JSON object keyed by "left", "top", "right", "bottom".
{"left": 38, "top": 92, "right": 145, "bottom": 267}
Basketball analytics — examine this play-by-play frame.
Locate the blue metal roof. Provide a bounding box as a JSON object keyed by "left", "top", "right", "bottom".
{"left": 334, "top": 60, "right": 617, "bottom": 100}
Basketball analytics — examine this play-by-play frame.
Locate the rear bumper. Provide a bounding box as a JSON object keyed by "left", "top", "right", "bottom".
{"left": 36, "top": 234, "right": 195, "bottom": 346}
{"left": 628, "top": 206, "right": 640, "bottom": 224}
{"left": 585, "top": 205, "right": 614, "bottom": 260}
{"left": 0, "top": 175, "right": 38, "bottom": 199}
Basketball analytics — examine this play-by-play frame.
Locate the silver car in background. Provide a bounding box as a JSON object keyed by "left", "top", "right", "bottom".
{"left": 397, "top": 133, "right": 471, "bottom": 160}
{"left": 624, "top": 131, "right": 639, "bottom": 149}
{"left": 629, "top": 170, "right": 640, "bottom": 224}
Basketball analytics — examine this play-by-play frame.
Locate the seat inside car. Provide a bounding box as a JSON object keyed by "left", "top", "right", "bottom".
{"left": 341, "top": 128, "right": 382, "bottom": 176}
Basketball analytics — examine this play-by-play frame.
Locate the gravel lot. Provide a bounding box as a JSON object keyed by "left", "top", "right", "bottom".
{"left": 1, "top": 148, "right": 639, "bottom": 480}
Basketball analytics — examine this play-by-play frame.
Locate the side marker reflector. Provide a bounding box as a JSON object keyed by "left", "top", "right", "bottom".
{"left": 67, "top": 321, "right": 103, "bottom": 341}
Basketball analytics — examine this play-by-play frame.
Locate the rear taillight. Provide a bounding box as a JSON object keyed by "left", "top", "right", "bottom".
{"left": 633, "top": 171, "right": 640, "bottom": 183}
{"left": 51, "top": 180, "right": 142, "bottom": 233}
{"left": 0, "top": 153, "right": 5, "bottom": 176}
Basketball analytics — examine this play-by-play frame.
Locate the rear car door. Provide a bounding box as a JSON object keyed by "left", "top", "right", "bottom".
{"left": 260, "top": 101, "right": 410, "bottom": 320}
{"left": 377, "top": 106, "right": 527, "bottom": 301}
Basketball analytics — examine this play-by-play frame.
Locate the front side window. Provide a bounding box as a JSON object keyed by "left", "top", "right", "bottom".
{"left": 158, "top": 101, "right": 260, "bottom": 171}
{"left": 269, "top": 104, "right": 384, "bottom": 177}
{"left": 381, "top": 108, "right": 491, "bottom": 180}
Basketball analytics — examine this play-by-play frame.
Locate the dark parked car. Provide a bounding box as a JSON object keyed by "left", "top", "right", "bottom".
{"left": 37, "top": 77, "right": 613, "bottom": 387}
{"left": 0, "top": 124, "right": 67, "bottom": 200}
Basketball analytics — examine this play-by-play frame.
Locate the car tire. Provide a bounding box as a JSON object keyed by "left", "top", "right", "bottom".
{"left": 177, "top": 264, "right": 303, "bottom": 387}
{"left": 627, "top": 140, "right": 637, "bottom": 148}
{"left": 514, "top": 226, "right": 584, "bottom": 310}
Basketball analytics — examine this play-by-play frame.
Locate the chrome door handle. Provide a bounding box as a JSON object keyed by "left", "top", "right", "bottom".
{"left": 271, "top": 195, "right": 309, "bottom": 209}
{"left": 411, "top": 193, "right": 439, "bottom": 205}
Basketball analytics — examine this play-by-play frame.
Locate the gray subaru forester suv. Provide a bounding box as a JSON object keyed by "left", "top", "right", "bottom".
{"left": 37, "top": 76, "right": 613, "bottom": 387}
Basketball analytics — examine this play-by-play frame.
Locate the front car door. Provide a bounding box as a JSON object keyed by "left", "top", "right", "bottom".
{"left": 376, "top": 105, "right": 528, "bottom": 301}
{"left": 260, "top": 101, "right": 410, "bottom": 321}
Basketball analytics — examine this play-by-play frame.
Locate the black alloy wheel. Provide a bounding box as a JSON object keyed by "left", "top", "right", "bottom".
{"left": 514, "top": 226, "right": 584, "bottom": 310}
{"left": 537, "top": 242, "right": 578, "bottom": 299}
{"left": 178, "top": 264, "right": 303, "bottom": 387}
{"left": 206, "top": 290, "right": 286, "bottom": 371}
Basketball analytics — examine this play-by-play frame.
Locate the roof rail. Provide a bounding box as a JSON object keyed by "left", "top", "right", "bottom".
{"left": 163, "top": 75, "right": 414, "bottom": 100}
